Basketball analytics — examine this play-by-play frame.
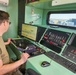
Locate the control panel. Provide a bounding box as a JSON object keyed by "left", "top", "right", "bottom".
{"left": 11, "top": 39, "right": 46, "bottom": 56}
{"left": 44, "top": 33, "right": 76, "bottom": 73}
{"left": 40, "top": 29, "right": 70, "bottom": 53}
{"left": 45, "top": 51, "right": 76, "bottom": 73}
{"left": 10, "top": 28, "right": 76, "bottom": 74}
{"left": 62, "top": 33, "right": 76, "bottom": 63}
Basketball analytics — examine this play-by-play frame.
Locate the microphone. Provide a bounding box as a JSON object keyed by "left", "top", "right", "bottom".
{"left": 17, "top": 44, "right": 36, "bottom": 54}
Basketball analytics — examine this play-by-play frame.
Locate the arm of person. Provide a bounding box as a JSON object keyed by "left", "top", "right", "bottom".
{"left": 0, "top": 53, "right": 30, "bottom": 75}
{"left": 4, "top": 38, "right": 11, "bottom": 45}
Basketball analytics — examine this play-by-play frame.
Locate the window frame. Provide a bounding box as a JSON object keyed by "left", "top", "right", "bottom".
{"left": 46, "top": 10, "right": 76, "bottom": 29}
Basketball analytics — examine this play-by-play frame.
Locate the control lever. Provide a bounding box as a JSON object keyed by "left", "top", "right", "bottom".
{"left": 17, "top": 44, "right": 36, "bottom": 54}
{"left": 11, "top": 39, "right": 16, "bottom": 44}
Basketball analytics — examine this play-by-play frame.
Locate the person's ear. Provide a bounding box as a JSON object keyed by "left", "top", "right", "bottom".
{"left": 3, "top": 21, "right": 7, "bottom": 26}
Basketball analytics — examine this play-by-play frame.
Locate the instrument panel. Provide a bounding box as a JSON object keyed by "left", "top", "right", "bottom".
{"left": 40, "top": 29, "right": 71, "bottom": 53}
{"left": 62, "top": 33, "right": 76, "bottom": 63}
{"left": 11, "top": 39, "right": 46, "bottom": 56}
{"left": 10, "top": 28, "right": 76, "bottom": 74}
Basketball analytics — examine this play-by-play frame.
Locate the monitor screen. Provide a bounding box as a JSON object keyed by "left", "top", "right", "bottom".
{"left": 47, "top": 10, "right": 76, "bottom": 29}
{"left": 21, "top": 24, "right": 37, "bottom": 41}
{"left": 21, "top": 24, "right": 46, "bottom": 42}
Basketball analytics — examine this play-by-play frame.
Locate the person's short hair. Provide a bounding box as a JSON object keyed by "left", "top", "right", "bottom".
{"left": 0, "top": 10, "right": 9, "bottom": 24}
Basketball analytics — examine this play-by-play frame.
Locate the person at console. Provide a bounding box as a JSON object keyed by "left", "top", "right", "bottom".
{"left": 0, "top": 10, "right": 30, "bottom": 75}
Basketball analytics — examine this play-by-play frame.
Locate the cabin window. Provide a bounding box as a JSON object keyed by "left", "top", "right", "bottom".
{"left": 47, "top": 11, "right": 76, "bottom": 29}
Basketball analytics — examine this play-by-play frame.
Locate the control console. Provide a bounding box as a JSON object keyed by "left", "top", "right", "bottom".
{"left": 11, "top": 39, "right": 46, "bottom": 56}
{"left": 45, "top": 51, "right": 76, "bottom": 73}
{"left": 40, "top": 29, "right": 70, "bottom": 53}
{"left": 62, "top": 33, "right": 76, "bottom": 63}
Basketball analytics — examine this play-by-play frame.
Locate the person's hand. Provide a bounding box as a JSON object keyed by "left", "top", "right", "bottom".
{"left": 20, "top": 53, "right": 30, "bottom": 64}
{"left": 4, "top": 38, "right": 11, "bottom": 45}
{"left": 7, "top": 38, "right": 11, "bottom": 44}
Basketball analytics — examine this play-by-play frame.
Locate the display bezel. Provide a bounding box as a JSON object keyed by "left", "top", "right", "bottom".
{"left": 21, "top": 23, "right": 46, "bottom": 42}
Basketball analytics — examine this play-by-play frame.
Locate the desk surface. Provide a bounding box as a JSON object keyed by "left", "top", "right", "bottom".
{"left": 26, "top": 54, "right": 76, "bottom": 75}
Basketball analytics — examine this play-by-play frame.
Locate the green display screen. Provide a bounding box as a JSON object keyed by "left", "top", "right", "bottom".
{"left": 21, "top": 24, "right": 37, "bottom": 41}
